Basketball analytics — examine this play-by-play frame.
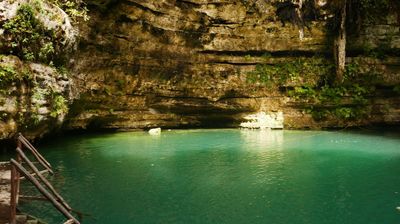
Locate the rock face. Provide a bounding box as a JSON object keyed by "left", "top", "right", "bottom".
{"left": 65, "top": 0, "right": 400, "bottom": 131}
{"left": 0, "top": 0, "right": 76, "bottom": 141}
{"left": 0, "top": 55, "right": 72, "bottom": 140}
{"left": 0, "top": 0, "right": 78, "bottom": 60}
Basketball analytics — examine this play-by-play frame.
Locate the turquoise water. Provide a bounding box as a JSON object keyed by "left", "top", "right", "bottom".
{"left": 4, "top": 129, "right": 400, "bottom": 224}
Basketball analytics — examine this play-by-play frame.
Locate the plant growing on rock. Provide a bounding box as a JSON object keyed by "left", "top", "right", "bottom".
{"left": 288, "top": 83, "right": 374, "bottom": 121}
{"left": 285, "top": 57, "right": 381, "bottom": 121}
{"left": 2, "top": 4, "right": 56, "bottom": 64}
{"left": 247, "top": 57, "right": 333, "bottom": 86}
{"left": 0, "top": 56, "right": 35, "bottom": 90}
{"left": 394, "top": 85, "right": 400, "bottom": 95}
{"left": 48, "top": 0, "right": 90, "bottom": 22}
{"left": 49, "top": 93, "right": 68, "bottom": 118}
{"left": 328, "top": 0, "right": 399, "bottom": 84}
{"left": 0, "top": 64, "right": 17, "bottom": 86}
{"left": 1, "top": 0, "right": 88, "bottom": 65}
{"left": 272, "top": 0, "right": 398, "bottom": 85}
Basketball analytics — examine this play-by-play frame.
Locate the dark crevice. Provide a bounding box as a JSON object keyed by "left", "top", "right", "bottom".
{"left": 211, "top": 18, "right": 239, "bottom": 25}
{"left": 87, "top": 0, "right": 120, "bottom": 12}
{"left": 122, "top": 0, "right": 166, "bottom": 16}
{"left": 199, "top": 50, "right": 332, "bottom": 57}
{"left": 208, "top": 61, "right": 259, "bottom": 66}
{"left": 151, "top": 95, "right": 210, "bottom": 101}
{"left": 175, "top": 0, "right": 201, "bottom": 8}
{"left": 346, "top": 48, "right": 400, "bottom": 57}
{"left": 116, "top": 14, "right": 134, "bottom": 23}
{"left": 113, "top": 34, "right": 130, "bottom": 41}
{"left": 149, "top": 94, "right": 283, "bottom": 102}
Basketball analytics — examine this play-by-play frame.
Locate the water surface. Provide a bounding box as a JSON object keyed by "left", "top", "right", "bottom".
{"left": 4, "top": 129, "right": 400, "bottom": 224}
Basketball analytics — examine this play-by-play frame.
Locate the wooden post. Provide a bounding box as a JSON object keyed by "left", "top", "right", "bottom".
{"left": 15, "top": 136, "right": 22, "bottom": 204}
{"left": 9, "top": 164, "right": 17, "bottom": 224}
{"left": 10, "top": 159, "right": 80, "bottom": 224}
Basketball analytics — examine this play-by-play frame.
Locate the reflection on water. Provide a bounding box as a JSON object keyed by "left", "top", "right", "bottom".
{"left": 12, "top": 129, "right": 400, "bottom": 224}
{"left": 240, "top": 129, "right": 283, "bottom": 150}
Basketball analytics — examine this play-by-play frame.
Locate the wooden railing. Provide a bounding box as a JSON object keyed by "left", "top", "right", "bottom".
{"left": 9, "top": 133, "right": 80, "bottom": 224}
{"left": 17, "top": 134, "right": 53, "bottom": 175}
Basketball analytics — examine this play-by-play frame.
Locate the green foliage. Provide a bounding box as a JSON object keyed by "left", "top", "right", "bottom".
{"left": 249, "top": 56, "right": 377, "bottom": 121}
{"left": 39, "top": 42, "right": 55, "bottom": 62}
{"left": 0, "top": 112, "right": 11, "bottom": 122}
{"left": 288, "top": 85, "right": 317, "bottom": 100}
{"left": 288, "top": 84, "right": 372, "bottom": 121}
{"left": 49, "top": 0, "right": 90, "bottom": 22}
{"left": 0, "top": 59, "right": 34, "bottom": 87}
{"left": 334, "top": 107, "right": 354, "bottom": 119}
{"left": 358, "top": 0, "right": 392, "bottom": 23}
{"left": 56, "top": 65, "right": 69, "bottom": 78}
{"left": 32, "top": 88, "right": 48, "bottom": 102}
{"left": 30, "top": 112, "right": 41, "bottom": 125}
{"left": 116, "top": 79, "right": 126, "bottom": 89}
{"left": 394, "top": 85, "right": 400, "bottom": 95}
{"left": 2, "top": 0, "right": 89, "bottom": 65}
{"left": 247, "top": 57, "right": 333, "bottom": 86}
{"left": 344, "top": 61, "right": 359, "bottom": 81}
{"left": 2, "top": 4, "right": 56, "bottom": 64}
{"left": 0, "top": 64, "right": 17, "bottom": 85}
{"left": 50, "top": 93, "right": 68, "bottom": 118}
{"left": 343, "top": 60, "right": 382, "bottom": 85}
{"left": 31, "top": 0, "right": 45, "bottom": 14}
{"left": 360, "top": 43, "right": 388, "bottom": 59}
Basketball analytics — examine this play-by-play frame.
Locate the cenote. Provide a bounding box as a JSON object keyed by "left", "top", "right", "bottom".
{"left": 3, "top": 129, "right": 400, "bottom": 224}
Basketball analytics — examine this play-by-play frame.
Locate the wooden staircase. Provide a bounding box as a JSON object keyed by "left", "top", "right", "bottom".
{"left": 15, "top": 214, "right": 46, "bottom": 224}
{"left": 6, "top": 134, "right": 81, "bottom": 224}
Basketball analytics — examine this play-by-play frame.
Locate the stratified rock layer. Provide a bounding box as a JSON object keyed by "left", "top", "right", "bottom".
{"left": 65, "top": 0, "right": 400, "bottom": 131}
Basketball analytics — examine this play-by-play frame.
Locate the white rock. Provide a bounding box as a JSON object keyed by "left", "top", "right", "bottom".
{"left": 240, "top": 111, "right": 284, "bottom": 129}
{"left": 148, "top": 127, "right": 161, "bottom": 135}
{"left": 37, "top": 107, "right": 49, "bottom": 115}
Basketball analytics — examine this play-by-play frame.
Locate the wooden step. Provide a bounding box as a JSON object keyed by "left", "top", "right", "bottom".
{"left": 26, "top": 220, "right": 39, "bottom": 224}
{"left": 16, "top": 214, "right": 28, "bottom": 223}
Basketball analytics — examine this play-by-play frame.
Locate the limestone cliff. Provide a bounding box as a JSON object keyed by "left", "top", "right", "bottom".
{"left": 65, "top": 0, "right": 400, "bottom": 131}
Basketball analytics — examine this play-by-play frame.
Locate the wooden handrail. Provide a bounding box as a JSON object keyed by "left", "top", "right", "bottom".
{"left": 17, "top": 134, "right": 53, "bottom": 174}
{"left": 10, "top": 159, "right": 80, "bottom": 224}
{"left": 19, "top": 169, "right": 50, "bottom": 180}
{"left": 16, "top": 147, "right": 72, "bottom": 211}
{"left": 17, "top": 134, "right": 52, "bottom": 167}
{"left": 19, "top": 195, "right": 48, "bottom": 201}
{"left": 64, "top": 219, "right": 76, "bottom": 224}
